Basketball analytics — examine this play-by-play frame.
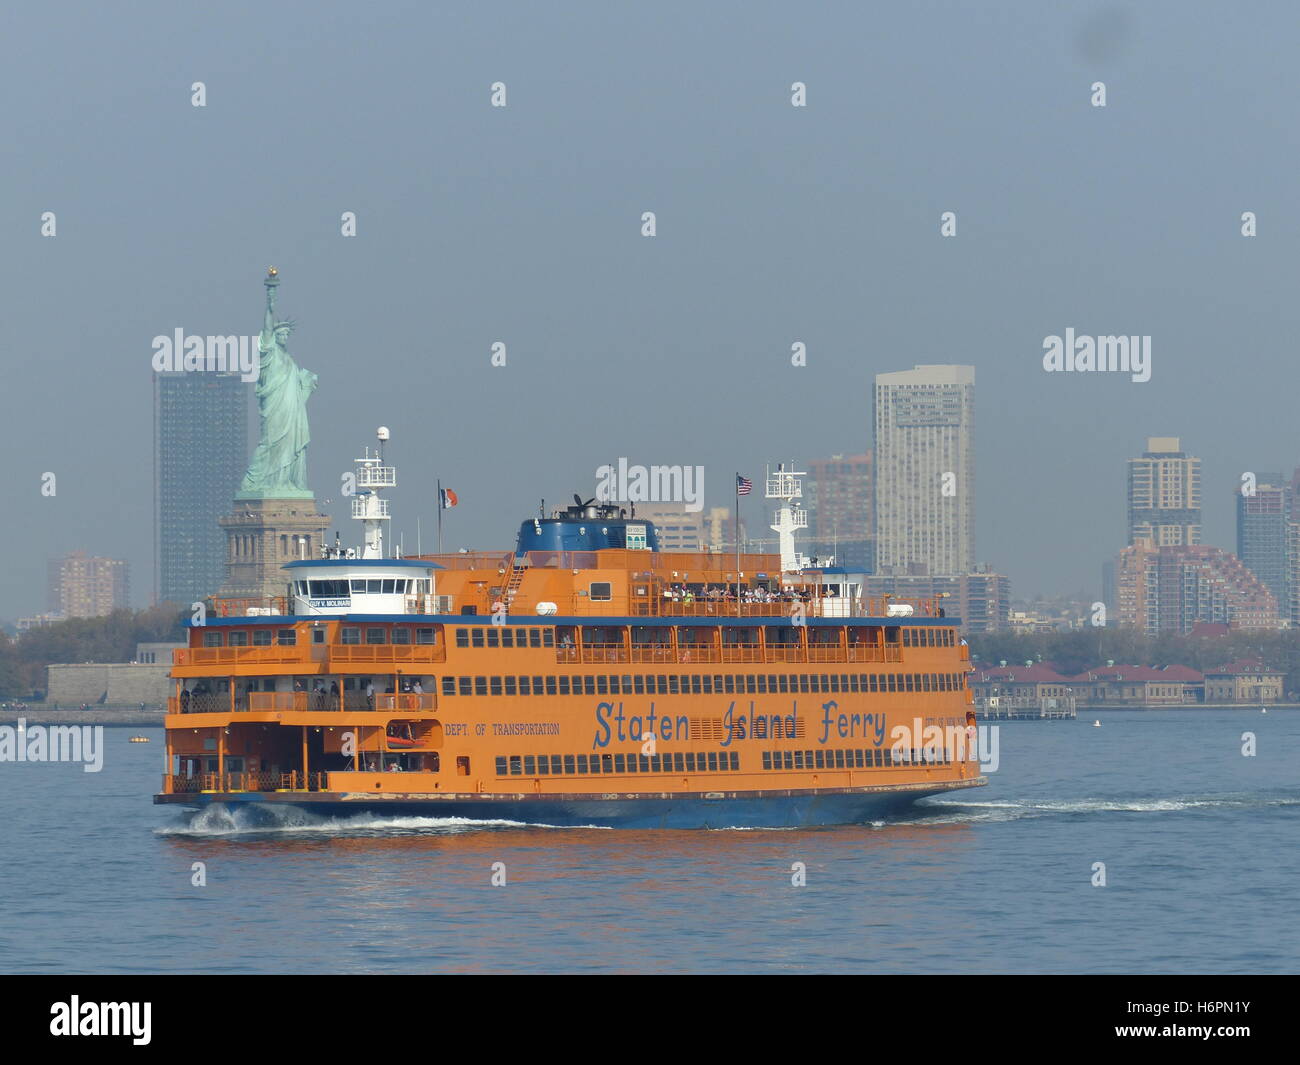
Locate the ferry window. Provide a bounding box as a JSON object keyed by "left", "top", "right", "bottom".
{"left": 793, "top": 750, "right": 804, "bottom": 769}
{"left": 730, "top": 752, "right": 739, "bottom": 770}
{"left": 545, "top": 676, "right": 556, "bottom": 695}
{"left": 741, "top": 675, "right": 752, "bottom": 693}
{"left": 849, "top": 674, "right": 860, "bottom": 692}
{"left": 442, "top": 677, "right": 455, "bottom": 695}
{"left": 495, "top": 757, "right": 507, "bottom": 776}
{"left": 634, "top": 675, "right": 645, "bottom": 694}
{"left": 203, "top": 631, "right": 224, "bottom": 647}
{"left": 601, "top": 754, "right": 612, "bottom": 773}
{"left": 486, "top": 628, "right": 499, "bottom": 648}
{"left": 379, "top": 579, "right": 393, "bottom": 594}
{"left": 691, "top": 675, "right": 702, "bottom": 694}
{"left": 490, "top": 676, "right": 502, "bottom": 695}
{"left": 829, "top": 674, "right": 840, "bottom": 692}
{"left": 702, "top": 675, "right": 713, "bottom": 694}
{"left": 504, "top": 676, "right": 516, "bottom": 695}
{"left": 621, "top": 676, "right": 633, "bottom": 694}
{"left": 776, "top": 674, "right": 787, "bottom": 693}
{"left": 518, "top": 676, "right": 530, "bottom": 695}
{"left": 532, "top": 675, "right": 543, "bottom": 694}
{"left": 685, "top": 752, "right": 697, "bottom": 772}
{"left": 456, "top": 629, "right": 469, "bottom": 647}
{"left": 815, "top": 750, "right": 825, "bottom": 769}
{"left": 583, "top": 676, "right": 596, "bottom": 695}
{"left": 614, "top": 754, "right": 626, "bottom": 773}
{"left": 799, "top": 675, "right": 810, "bottom": 693}
{"left": 228, "top": 631, "right": 249, "bottom": 646}
{"left": 523, "top": 756, "right": 536, "bottom": 774}
{"left": 350, "top": 579, "right": 367, "bottom": 594}
{"left": 596, "top": 675, "right": 608, "bottom": 694}
{"left": 590, "top": 582, "right": 612, "bottom": 601}
{"left": 366, "top": 628, "right": 386, "bottom": 645}
{"left": 655, "top": 675, "right": 668, "bottom": 694}
{"left": 471, "top": 629, "right": 485, "bottom": 648}
{"left": 542, "top": 629, "right": 554, "bottom": 647}
{"left": 576, "top": 754, "right": 589, "bottom": 774}
{"left": 341, "top": 627, "right": 360, "bottom": 645}
{"left": 416, "top": 628, "right": 436, "bottom": 645}
{"left": 565, "top": 755, "right": 577, "bottom": 774}
{"left": 277, "top": 629, "right": 297, "bottom": 645}
{"left": 312, "top": 628, "right": 325, "bottom": 644}
{"left": 458, "top": 677, "right": 471, "bottom": 695}
{"left": 474, "top": 677, "right": 487, "bottom": 696}
{"left": 723, "top": 675, "right": 735, "bottom": 693}
{"left": 509, "top": 756, "right": 522, "bottom": 776}
{"left": 835, "top": 750, "right": 845, "bottom": 768}
{"left": 552, "top": 755, "right": 564, "bottom": 774}
{"left": 713, "top": 675, "right": 723, "bottom": 692}
{"left": 529, "top": 628, "right": 541, "bottom": 647}
{"left": 251, "top": 629, "right": 272, "bottom": 646}
{"left": 854, "top": 750, "right": 864, "bottom": 768}
{"left": 558, "top": 676, "right": 570, "bottom": 695}
{"left": 763, "top": 752, "right": 772, "bottom": 770}
{"left": 501, "top": 628, "right": 514, "bottom": 647}
{"left": 668, "top": 675, "right": 680, "bottom": 695}
{"left": 707, "top": 753, "right": 718, "bottom": 772}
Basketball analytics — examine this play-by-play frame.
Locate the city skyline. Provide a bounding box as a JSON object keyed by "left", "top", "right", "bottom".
{"left": 7, "top": 4, "right": 1300, "bottom": 620}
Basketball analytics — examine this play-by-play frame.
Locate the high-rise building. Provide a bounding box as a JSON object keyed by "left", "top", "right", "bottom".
{"left": 1127, "top": 437, "right": 1201, "bottom": 546}
{"left": 873, "top": 365, "right": 974, "bottom": 575}
{"left": 154, "top": 371, "right": 249, "bottom": 605}
{"left": 48, "top": 551, "right": 129, "bottom": 618}
{"left": 859, "top": 569, "right": 1010, "bottom": 633}
{"left": 806, "top": 451, "right": 873, "bottom": 571}
{"left": 633, "top": 503, "right": 706, "bottom": 551}
{"left": 1236, "top": 474, "right": 1289, "bottom": 608}
{"left": 1113, "top": 543, "right": 1280, "bottom": 634}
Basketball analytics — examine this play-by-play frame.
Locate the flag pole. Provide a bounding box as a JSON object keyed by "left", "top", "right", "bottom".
{"left": 735, "top": 473, "right": 741, "bottom": 617}
{"left": 437, "top": 478, "right": 444, "bottom": 554}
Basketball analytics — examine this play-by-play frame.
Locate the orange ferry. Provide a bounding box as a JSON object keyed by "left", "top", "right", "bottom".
{"left": 155, "top": 445, "right": 985, "bottom": 828}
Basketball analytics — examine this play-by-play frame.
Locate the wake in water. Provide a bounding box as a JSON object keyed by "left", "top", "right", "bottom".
{"left": 156, "top": 804, "right": 608, "bottom": 837}
{"left": 910, "top": 790, "right": 1300, "bottom": 826}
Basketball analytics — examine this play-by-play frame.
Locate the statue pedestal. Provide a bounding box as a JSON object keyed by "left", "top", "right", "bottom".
{"left": 218, "top": 498, "right": 331, "bottom": 601}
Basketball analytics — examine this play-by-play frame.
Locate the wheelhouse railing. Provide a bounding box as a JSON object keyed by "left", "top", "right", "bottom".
{"left": 208, "top": 596, "right": 289, "bottom": 618}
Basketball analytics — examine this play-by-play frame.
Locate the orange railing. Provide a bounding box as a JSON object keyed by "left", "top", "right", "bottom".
{"left": 208, "top": 597, "right": 289, "bottom": 617}
{"left": 174, "top": 645, "right": 306, "bottom": 667}
{"left": 330, "top": 645, "right": 446, "bottom": 664}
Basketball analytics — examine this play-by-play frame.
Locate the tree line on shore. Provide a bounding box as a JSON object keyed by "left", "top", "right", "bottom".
{"left": 0, "top": 605, "right": 187, "bottom": 698}
{"left": 968, "top": 627, "right": 1300, "bottom": 691}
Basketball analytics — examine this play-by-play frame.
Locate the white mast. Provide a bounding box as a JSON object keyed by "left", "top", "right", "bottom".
{"left": 766, "top": 462, "right": 811, "bottom": 573}
{"left": 353, "top": 426, "right": 395, "bottom": 559}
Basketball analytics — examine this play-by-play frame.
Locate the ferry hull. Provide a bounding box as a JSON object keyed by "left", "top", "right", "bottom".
{"left": 154, "top": 777, "right": 986, "bottom": 829}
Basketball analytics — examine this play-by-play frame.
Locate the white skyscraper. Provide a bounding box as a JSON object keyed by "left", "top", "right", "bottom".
{"left": 873, "top": 364, "right": 975, "bottom": 575}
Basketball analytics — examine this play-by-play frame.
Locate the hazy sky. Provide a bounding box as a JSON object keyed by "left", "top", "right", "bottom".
{"left": 3, "top": 0, "right": 1299, "bottom": 618}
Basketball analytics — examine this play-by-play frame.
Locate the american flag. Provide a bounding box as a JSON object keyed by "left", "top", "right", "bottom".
{"left": 736, "top": 474, "right": 753, "bottom": 496}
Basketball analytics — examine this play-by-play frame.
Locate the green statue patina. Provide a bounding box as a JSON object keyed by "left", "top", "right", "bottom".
{"left": 236, "top": 268, "right": 318, "bottom": 500}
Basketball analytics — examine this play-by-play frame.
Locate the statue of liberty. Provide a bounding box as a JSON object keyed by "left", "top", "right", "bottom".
{"left": 236, "top": 268, "right": 318, "bottom": 499}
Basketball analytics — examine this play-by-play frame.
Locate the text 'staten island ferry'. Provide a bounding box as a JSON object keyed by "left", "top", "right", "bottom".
{"left": 156, "top": 435, "right": 986, "bottom": 828}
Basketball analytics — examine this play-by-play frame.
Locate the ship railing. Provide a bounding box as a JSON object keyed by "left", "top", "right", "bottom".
{"left": 720, "top": 644, "right": 764, "bottom": 663}
{"left": 330, "top": 645, "right": 446, "bottom": 664}
{"left": 169, "top": 694, "right": 231, "bottom": 714}
{"left": 629, "top": 645, "right": 675, "bottom": 664}
{"left": 580, "top": 643, "right": 629, "bottom": 664}
{"left": 846, "top": 646, "right": 887, "bottom": 663}
{"left": 806, "top": 645, "right": 846, "bottom": 663}
{"left": 174, "top": 646, "right": 306, "bottom": 667}
{"left": 765, "top": 645, "right": 805, "bottom": 664}
{"left": 163, "top": 771, "right": 329, "bottom": 795}
{"left": 208, "top": 596, "right": 290, "bottom": 618}
{"left": 675, "top": 646, "right": 720, "bottom": 664}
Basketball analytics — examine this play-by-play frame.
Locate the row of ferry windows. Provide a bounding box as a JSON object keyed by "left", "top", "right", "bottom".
{"left": 496, "top": 751, "right": 741, "bottom": 776}
{"left": 456, "top": 627, "right": 555, "bottom": 648}
{"left": 200, "top": 626, "right": 437, "bottom": 647}
{"left": 293, "top": 579, "right": 433, "bottom": 597}
{"left": 762, "top": 747, "right": 953, "bottom": 770}
{"left": 441, "top": 672, "right": 966, "bottom": 697}
{"left": 901, "top": 628, "right": 956, "bottom": 647}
